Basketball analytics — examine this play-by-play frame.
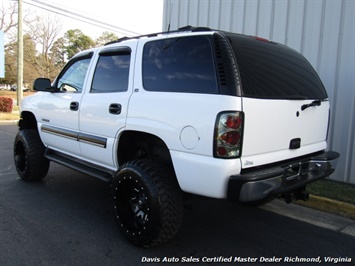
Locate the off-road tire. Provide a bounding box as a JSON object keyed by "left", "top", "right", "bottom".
{"left": 112, "top": 159, "right": 183, "bottom": 247}
{"left": 14, "top": 129, "right": 49, "bottom": 181}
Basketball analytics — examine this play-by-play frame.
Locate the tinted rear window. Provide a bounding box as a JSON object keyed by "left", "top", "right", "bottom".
{"left": 226, "top": 34, "right": 328, "bottom": 99}
{"left": 143, "top": 36, "right": 218, "bottom": 94}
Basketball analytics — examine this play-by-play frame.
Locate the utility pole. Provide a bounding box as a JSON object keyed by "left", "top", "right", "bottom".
{"left": 17, "top": 0, "right": 23, "bottom": 107}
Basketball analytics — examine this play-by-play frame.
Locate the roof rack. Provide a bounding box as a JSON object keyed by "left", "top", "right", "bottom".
{"left": 104, "top": 25, "right": 212, "bottom": 46}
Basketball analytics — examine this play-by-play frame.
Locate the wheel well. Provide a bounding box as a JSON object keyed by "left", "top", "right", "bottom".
{"left": 19, "top": 111, "right": 38, "bottom": 131}
{"left": 117, "top": 131, "right": 172, "bottom": 166}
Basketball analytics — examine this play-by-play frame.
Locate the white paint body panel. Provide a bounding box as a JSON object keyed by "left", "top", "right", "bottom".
{"left": 38, "top": 92, "right": 83, "bottom": 157}
{"left": 170, "top": 150, "right": 241, "bottom": 199}
{"left": 241, "top": 98, "right": 329, "bottom": 168}
{"left": 127, "top": 90, "right": 242, "bottom": 197}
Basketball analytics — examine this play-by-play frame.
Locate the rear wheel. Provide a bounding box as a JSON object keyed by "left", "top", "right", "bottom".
{"left": 112, "top": 159, "right": 183, "bottom": 247}
{"left": 14, "top": 129, "right": 49, "bottom": 181}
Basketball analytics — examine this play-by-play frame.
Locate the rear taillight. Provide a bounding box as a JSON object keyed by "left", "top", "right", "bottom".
{"left": 214, "top": 112, "right": 244, "bottom": 158}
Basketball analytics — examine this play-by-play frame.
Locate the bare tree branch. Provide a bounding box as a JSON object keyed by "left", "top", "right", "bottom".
{"left": 25, "top": 14, "right": 63, "bottom": 78}
{"left": 0, "top": 2, "right": 18, "bottom": 33}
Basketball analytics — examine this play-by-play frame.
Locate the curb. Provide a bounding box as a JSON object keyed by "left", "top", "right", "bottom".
{"left": 296, "top": 195, "right": 355, "bottom": 220}
{"left": 0, "top": 120, "right": 19, "bottom": 125}
{"left": 262, "top": 199, "right": 355, "bottom": 238}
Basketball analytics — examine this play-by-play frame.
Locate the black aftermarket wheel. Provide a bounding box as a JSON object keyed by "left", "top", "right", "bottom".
{"left": 14, "top": 129, "right": 49, "bottom": 181}
{"left": 112, "top": 159, "right": 183, "bottom": 247}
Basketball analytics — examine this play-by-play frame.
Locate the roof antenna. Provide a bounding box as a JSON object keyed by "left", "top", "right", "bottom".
{"left": 167, "top": 2, "right": 173, "bottom": 33}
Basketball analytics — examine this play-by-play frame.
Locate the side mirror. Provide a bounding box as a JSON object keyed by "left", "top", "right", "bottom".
{"left": 33, "top": 78, "right": 54, "bottom": 92}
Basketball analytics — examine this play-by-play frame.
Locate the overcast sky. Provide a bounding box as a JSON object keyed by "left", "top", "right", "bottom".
{"left": 11, "top": 0, "right": 164, "bottom": 38}
{"left": 51, "top": 0, "right": 164, "bottom": 36}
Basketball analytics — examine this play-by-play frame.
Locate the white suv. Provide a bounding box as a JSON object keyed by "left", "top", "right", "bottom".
{"left": 14, "top": 26, "right": 339, "bottom": 247}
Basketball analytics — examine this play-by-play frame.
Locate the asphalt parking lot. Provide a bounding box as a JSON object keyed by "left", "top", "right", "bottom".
{"left": 1, "top": 124, "right": 354, "bottom": 265}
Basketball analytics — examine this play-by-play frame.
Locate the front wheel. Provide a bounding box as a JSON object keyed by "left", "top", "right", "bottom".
{"left": 112, "top": 159, "right": 183, "bottom": 247}
{"left": 14, "top": 129, "right": 49, "bottom": 181}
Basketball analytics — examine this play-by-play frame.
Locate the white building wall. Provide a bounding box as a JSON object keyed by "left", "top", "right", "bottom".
{"left": 163, "top": 0, "right": 355, "bottom": 184}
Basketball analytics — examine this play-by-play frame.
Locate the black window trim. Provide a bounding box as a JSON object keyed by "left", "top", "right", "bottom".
{"left": 99, "top": 46, "right": 131, "bottom": 56}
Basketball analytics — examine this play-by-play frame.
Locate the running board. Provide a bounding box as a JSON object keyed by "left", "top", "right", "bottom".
{"left": 45, "top": 149, "right": 114, "bottom": 183}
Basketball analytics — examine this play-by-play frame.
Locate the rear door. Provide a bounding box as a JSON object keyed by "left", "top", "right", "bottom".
{"left": 79, "top": 41, "right": 137, "bottom": 169}
{"left": 227, "top": 34, "right": 329, "bottom": 169}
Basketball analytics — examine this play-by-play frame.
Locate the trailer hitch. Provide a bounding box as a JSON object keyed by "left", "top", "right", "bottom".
{"left": 282, "top": 187, "right": 309, "bottom": 204}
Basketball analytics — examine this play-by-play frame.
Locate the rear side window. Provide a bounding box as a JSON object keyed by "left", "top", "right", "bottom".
{"left": 91, "top": 52, "right": 130, "bottom": 93}
{"left": 227, "top": 34, "right": 328, "bottom": 99}
{"left": 143, "top": 36, "right": 218, "bottom": 94}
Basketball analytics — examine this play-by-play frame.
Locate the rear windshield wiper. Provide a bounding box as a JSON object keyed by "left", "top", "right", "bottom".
{"left": 301, "top": 99, "right": 322, "bottom": 111}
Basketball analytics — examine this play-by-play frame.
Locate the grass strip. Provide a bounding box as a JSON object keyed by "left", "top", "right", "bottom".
{"left": 307, "top": 179, "right": 355, "bottom": 205}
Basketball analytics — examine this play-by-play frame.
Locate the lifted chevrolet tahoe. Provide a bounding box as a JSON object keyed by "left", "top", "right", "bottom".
{"left": 14, "top": 26, "right": 339, "bottom": 247}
